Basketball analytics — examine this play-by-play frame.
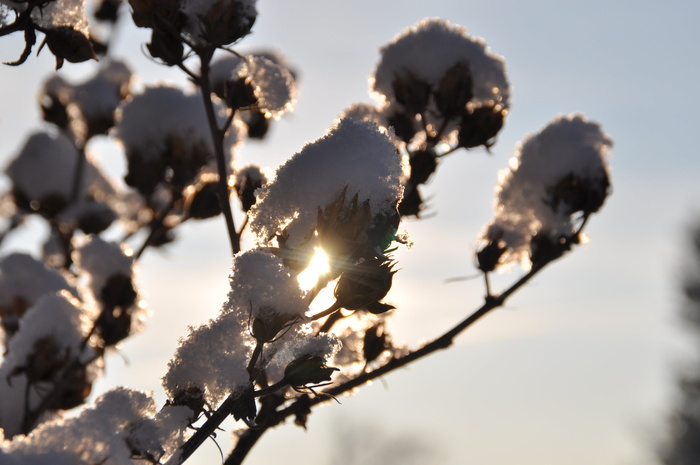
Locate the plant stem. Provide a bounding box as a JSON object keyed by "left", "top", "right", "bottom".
{"left": 221, "top": 263, "right": 547, "bottom": 465}
{"left": 70, "top": 147, "right": 86, "bottom": 203}
{"left": 174, "top": 391, "right": 242, "bottom": 464}
{"left": 183, "top": 232, "right": 578, "bottom": 464}
{"left": 197, "top": 51, "right": 241, "bottom": 256}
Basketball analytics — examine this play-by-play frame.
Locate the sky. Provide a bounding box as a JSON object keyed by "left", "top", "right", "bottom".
{"left": 1, "top": 1, "right": 700, "bottom": 464}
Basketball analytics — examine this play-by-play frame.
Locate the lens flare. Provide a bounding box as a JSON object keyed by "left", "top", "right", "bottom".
{"left": 297, "top": 247, "right": 330, "bottom": 291}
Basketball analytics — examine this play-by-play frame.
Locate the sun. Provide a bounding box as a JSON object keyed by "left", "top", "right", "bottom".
{"left": 297, "top": 247, "right": 331, "bottom": 292}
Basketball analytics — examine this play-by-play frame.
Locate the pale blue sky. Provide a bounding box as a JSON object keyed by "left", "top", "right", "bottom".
{"left": 1, "top": 1, "right": 699, "bottom": 464}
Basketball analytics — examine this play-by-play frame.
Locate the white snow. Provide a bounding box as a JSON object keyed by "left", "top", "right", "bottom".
{"left": 240, "top": 55, "right": 296, "bottom": 118}
{"left": 483, "top": 113, "right": 612, "bottom": 265}
{"left": 5, "top": 131, "right": 118, "bottom": 210}
{"left": 0, "top": 387, "right": 188, "bottom": 464}
{"left": 5, "top": 132, "right": 79, "bottom": 203}
{"left": 162, "top": 311, "right": 253, "bottom": 405}
{"left": 210, "top": 52, "right": 296, "bottom": 118}
{"left": 371, "top": 18, "right": 510, "bottom": 109}
{"left": 0, "top": 253, "right": 77, "bottom": 312}
{"left": 42, "top": 60, "right": 132, "bottom": 130}
{"left": 224, "top": 249, "right": 307, "bottom": 319}
{"left": 115, "top": 85, "right": 240, "bottom": 170}
{"left": 72, "top": 236, "right": 134, "bottom": 299}
{"left": 263, "top": 328, "right": 340, "bottom": 385}
{"left": 0, "top": 291, "right": 92, "bottom": 437}
{"left": 249, "top": 118, "right": 404, "bottom": 248}
{"left": 29, "top": 0, "right": 89, "bottom": 34}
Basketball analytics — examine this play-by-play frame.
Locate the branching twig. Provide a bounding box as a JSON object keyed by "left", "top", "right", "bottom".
{"left": 219, "top": 258, "right": 556, "bottom": 465}
{"left": 170, "top": 245, "right": 564, "bottom": 465}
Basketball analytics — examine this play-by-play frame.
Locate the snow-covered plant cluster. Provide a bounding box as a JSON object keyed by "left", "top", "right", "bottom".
{"left": 0, "top": 4, "right": 612, "bottom": 464}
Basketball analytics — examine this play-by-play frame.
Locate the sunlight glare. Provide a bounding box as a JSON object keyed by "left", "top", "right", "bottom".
{"left": 297, "top": 247, "right": 331, "bottom": 292}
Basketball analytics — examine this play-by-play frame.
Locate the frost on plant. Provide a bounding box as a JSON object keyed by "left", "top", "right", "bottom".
{"left": 0, "top": 254, "right": 77, "bottom": 340}
{"left": 163, "top": 311, "right": 253, "bottom": 408}
{"left": 164, "top": 249, "right": 309, "bottom": 406}
{"left": 128, "top": 0, "right": 257, "bottom": 64}
{"left": 115, "top": 85, "right": 242, "bottom": 198}
{"left": 0, "top": 6, "right": 614, "bottom": 464}
{"left": 210, "top": 51, "right": 297, "bottom": 138}
{"left": 0, "top": 291, "right": 94, "bottom": 437}
{"left": 73, "top": 236, "right": 145, "bottom": 347}
{"left": 340, "top": 18, "right": 511, "bottom": 217}
{"left": 40, "top": 60, "right": 133, "bottom": 142}
{"left": 371, "top": 17, "right": 509, "bottom": 148}
{"left": 0, "top": 0, "right": 95, "bottom": 67}
{"left": 0, "top": 387, "right": 191, "bottom": 464}
{"left": 477, "top": 114, "right": 612, "bottom": 271}
{"left": 249, "top": 118, "right": 403, "bottom": 259}
{"left": 5, "top": 131, "right": 119, "bottom": 235}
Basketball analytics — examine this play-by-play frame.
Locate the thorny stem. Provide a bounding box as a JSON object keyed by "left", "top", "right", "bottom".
{"left": 197, "top": 51, "right": 241, "bottom": 256}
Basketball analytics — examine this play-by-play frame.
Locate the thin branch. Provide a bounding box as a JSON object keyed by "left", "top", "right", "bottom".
{"left": 70, "top": 146, "right": 87, "bottom": 203}
{"left": 135, "top": 199, "right": 176, "bottom": 259}
{"left": 176, "top": 62, "right": 199, "bottom": 83}
{"left": 197, "top": 51, "right": 241, "bottom": 255}
{"left": 307, "top": 301, "right": 342, "bottom": 322}
{"left": 221, "top": 260, "right": 553, "bottom": 465}
{"left": 173, "top": 379, "right": 288, "bottom": 465}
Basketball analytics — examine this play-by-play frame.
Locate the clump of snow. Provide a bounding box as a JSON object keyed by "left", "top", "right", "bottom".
{"left": 239, "top": 55, "right": 296, "bottom": 118}
{"left": 72, "top": 236, "right": 134, "bottom": 300}
{"left": 6, "top": 292, "right": 90, "bottom": 358}
{"left": 224, "top": 249, "right": 307, "bottom": 319}
{"left": 482, "top": 113, "right": 612, "bottom": 266}
{"left": 116, "top": 85, "right": 234, "bottom": 165}
{"left": 163, "top": 249, "right": 310, "bottom": 404}
{"left": 263, "top": 328, "right": 340, "bottom": 385}
{"left": 42, "top": 60, "right": 132, "bottom": 137}
{"left": 30, "top": 0, "right": 89, "bottom": 34}
{"left": 338, "top": 103, "right": 385, "bottom": 128}
{"left": 210, "top": 51, "right": 297, "bottom": 118}
{"left": 0, "top": 253, "right": 77, "bottom": 314}
{"left": 115, "top": 85, "right": 243, "bottom": 196}
{"left": 0, "top": 387, "right": 188, "bottom": 464}
{"left": 0, "top": 291, "right": 92, "bottom": 437}
{"left": 210, "top": 54, "right": 245, "bottom": 85}
{"left": 371, "top": 18, "right": 510, "bottom": 109}
{"left": 162, "top": 311, "right": 253, "bottom": 406}
{"left": 5, "top": 131, "right": 118, "bottom": 216}
{"left": 249, "top": 118, "right": 404, "bottom": 248}
{"left": 6, "top": 132, "right": 79, "bottom": 204}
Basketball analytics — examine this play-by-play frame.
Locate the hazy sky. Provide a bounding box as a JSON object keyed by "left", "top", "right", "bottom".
{"left": 1, "top": 1, "right": 699, "bottom": 464}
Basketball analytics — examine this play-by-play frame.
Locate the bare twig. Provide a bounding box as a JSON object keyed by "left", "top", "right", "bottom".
{"left": 175, "top": 251, "right": 558, "bottom": 465}
{"left": 197, "top": 51, "right": 241, "bottom": 255}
